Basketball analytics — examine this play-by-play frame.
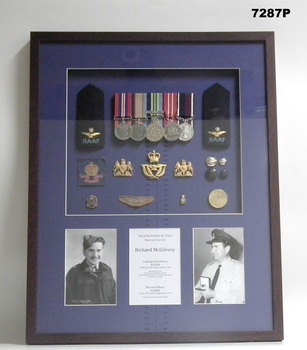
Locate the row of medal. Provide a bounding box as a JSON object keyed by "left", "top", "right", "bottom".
{"left": 114, "top": 92, "right": 195, "bottom": 142}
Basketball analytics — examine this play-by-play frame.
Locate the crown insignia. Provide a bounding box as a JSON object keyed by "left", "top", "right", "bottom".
{"left": 142, "top": 150, "right": 166, "bottom": 179}
{"left": 84, "top": 161, "right": 99, "bottom": 177}
{"left": 148, "top": 150, "right": 161, "bottom": 163}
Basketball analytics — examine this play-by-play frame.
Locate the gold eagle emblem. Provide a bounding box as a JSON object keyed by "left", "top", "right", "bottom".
{"left": 82, "top": 127, "right": 101, "bottom": 138}
{"left": 208, "top": 126, "right": 227, "bottom": 138}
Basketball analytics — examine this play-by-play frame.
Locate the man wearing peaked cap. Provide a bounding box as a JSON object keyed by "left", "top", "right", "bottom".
{"left": 194, "top": 228, "right": 245, "bottom": 304}
{"left": 206, "top": 228, "right": 236, "bottom": 246}
{"left": 66, "top": 235, "right": 116, "bottom": 305}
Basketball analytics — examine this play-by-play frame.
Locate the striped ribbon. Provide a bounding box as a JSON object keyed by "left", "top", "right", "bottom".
{"left": 178, "top": 93, "right": 195, "bottom": 119}
{"left": 133, "top": 93, "right": 147, "bottom": 120}
{"left": 147, "top": 93, "right": 163, "bottom": 115}
{"left": 114, "top": 93, "right": 132, "bottom": 126}
{"left": 147, "top": 93, "right": 163, "bottom": 126}
{"left": 163, "top": 93, "right": 179, "bottom": 126}
{"left": 114, "top": 92, "right": 194, "bottom": 128}
{"left": 114, "top": 93, "right": 133, "bottom": 118}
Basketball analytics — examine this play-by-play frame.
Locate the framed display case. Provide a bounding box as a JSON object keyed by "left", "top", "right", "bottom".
{"left": 26, "top": 31, "right": 283, "bottom": 344}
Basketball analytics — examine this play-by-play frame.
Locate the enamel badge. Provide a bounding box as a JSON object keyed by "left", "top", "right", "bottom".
{"left": 78, "top": 159, "right": 105, "bottom": 186}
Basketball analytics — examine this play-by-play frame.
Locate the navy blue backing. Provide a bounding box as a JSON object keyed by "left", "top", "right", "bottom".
{"left": 36, "top": 42, "right": 272, "bottom": 333}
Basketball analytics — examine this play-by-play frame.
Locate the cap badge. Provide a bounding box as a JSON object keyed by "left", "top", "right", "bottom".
{"left": 141, "top": 150, "right": 167, "bottom": 179}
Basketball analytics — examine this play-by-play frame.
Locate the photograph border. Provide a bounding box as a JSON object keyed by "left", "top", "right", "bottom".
{"left": 193, "top": 227, "right": 245, "bottom": 305}
{"left": 64, "top": 228, "right": 117, "bottom": 307}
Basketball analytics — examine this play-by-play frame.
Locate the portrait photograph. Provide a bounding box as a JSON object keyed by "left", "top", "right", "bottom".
{"left": 193, "top": 227, "right": 245, "bottom": 305}
{"left": 65, "top": 228, "right": 117, "bottom": 306}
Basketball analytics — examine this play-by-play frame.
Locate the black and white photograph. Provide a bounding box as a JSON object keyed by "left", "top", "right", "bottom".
{"left": 65, "top": 229, "right": 117, "bottom": 306}
{"left": 193, "top": 227, "right": 245, "bottom": 304}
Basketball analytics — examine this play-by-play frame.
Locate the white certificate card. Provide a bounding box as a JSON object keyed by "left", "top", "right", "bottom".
{"left": 129, "top": 228, "right": 181, "bottom": 305}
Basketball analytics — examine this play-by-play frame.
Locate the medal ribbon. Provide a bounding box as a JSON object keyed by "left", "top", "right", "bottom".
{"left": 114, "top": 93, "right": 132, "bottom": 127}
{"left": 147, "top": 93, "right": 162, "bottom": 115}
{"left": 163, "top": 93, "right": 178, "bottom": 126}
{"left": 147, "top": 92, "right": 163, "bottom": 126}
{"left": 133, "top": 93, "right": 147, "bottom": 120}
{"left": 178, "top": 93, "right": 195, "bottom": 120}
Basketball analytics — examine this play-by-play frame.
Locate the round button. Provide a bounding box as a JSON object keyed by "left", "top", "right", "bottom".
{"left": 205, "top": 156, "right": 217, "bottom": 167}
{"left": 205, "top": 168, "right": 218, "bottom": 181}
{"left": 219, "top": 170, "right": 229, "bottom": 180}
{"left": 219, "top": 157, "right": 227, "bottom": 166}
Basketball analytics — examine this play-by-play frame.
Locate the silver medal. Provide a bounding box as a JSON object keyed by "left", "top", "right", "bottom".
{"left": 131, "top": 122, "right": 147, "bottom": 141}
{"left": 164, "top": 121, "right": 181, "bottom": 141}
{"left": 114, "top": 120, "right": 132, "bottom": 140}
{"left": 179, "top": 122, "right": 194, "bottom": 141}
{"left": 146, "top": 117, "right": 164, "bottom": 142}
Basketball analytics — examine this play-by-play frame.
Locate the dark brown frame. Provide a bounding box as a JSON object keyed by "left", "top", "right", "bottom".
{"left": 27, "top": 31, "right": 283, "bottom": 344}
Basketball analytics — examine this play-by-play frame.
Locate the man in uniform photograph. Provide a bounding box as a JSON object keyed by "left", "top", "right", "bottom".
{"left": 194, "top": 228, "right": 245, "bottom": 304}
{"left": 66, "top": 234, "right": 116, "bottom": 305}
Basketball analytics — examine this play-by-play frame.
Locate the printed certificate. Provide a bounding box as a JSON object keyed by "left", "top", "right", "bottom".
{"left": 129, "top": 228, "right": 181, "bottom": 305}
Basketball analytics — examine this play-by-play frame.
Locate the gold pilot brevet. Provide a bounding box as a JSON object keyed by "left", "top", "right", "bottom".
{"left": 81, "top": 127, "right": 101, "bottom": 138}
{"left": 208, "top": 126, "right": 227, "bottom": 138}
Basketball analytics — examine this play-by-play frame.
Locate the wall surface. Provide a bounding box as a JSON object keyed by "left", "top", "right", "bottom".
{"left": 0, "top": 0, "right": 306, "bottom": 349}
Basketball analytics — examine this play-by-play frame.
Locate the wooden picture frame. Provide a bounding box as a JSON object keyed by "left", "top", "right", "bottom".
{"left": 27, "top": 31, "right": 283, "bottom": 344}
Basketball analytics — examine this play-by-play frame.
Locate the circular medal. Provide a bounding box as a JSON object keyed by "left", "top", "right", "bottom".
{"left": 164, "top": 121, "right": 181, "bottom": 141}
{"left": 131, "top": 122, "right": 147, "bottom": 141}
{"left": 114, "top": 121, "right": 132, "bottom": 140}
{"left": 146, "top": 122, "right": 164, "bottom": 142}
{"left": 179, "top": 122, "right": 194, "bottom": 141}
{"left": 208, "top": 189, "right": 228, "bottom": 209}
